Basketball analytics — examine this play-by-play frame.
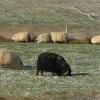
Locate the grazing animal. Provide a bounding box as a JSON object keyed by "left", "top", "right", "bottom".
{"left": 91, "top": 35, "right": 100, "bottom": 44}
{"left": 36, "top": 52, "right": 71, "bottom": 76}
{"left": 36, "top": 33, "right": 51, "bottom": 43}
{"left": 51, "top": 32, "right": 67, "bottom": 43}
{"left": 12, "top": 32, "right": 30, "bottom": 42}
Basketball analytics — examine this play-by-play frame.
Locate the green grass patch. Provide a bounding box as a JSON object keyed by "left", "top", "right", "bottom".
{"left": 0, "top": 43, "right": 100, "bottom": 99}
{"left": 0, "top": 0, "right": 100, "bottom": 30}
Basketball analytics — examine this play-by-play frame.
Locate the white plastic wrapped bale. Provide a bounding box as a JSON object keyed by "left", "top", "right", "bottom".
{"left": 91, "top": 35, "right": 100, "bottom": 44}
{"left": 51, "top": 32, "right": 67, "bottom": 43}
{"left": 36, "top": 33, "right": 51, "bottom": 43}
{"left": 12, "top": 32, "right": 30, "bottom": 42}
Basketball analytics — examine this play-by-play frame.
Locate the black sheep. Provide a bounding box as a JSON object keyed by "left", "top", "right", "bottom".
{"left": 36, "top": 52, "right": 71, "bottom": 76}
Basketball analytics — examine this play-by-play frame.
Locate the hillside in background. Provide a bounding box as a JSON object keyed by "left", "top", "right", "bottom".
{"left": 0, "top": 0, "right": 100, "bottom": 38}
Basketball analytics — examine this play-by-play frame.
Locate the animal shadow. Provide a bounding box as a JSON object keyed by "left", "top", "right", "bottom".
{"left": 22, "top": 65, "right": 33, "bottom": 70}
{"left": 71, "top": 72, "right": 91, "bottom": 77}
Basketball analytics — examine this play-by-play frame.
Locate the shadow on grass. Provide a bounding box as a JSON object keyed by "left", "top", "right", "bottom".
{"left": 0, "top": 65, "right": 34, "bottom": 70}
{"left": 35, "top": 72, "right": 91, "bottom": 77}
{"left": 22, "top": 65, "right": 34, "bottom": 70}
{"left": 71, "top": 72, "right": 90, "bottom": 77}
{"left": 60, "top": 72, "right": 90, "bottom": 77}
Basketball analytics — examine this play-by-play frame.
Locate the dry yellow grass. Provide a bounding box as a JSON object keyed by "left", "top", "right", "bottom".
{"left": 0, "top": 91, "right": 99, "bottom": 100}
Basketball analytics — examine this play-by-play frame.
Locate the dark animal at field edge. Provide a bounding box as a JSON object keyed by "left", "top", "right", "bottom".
{"left": 36, "top": 52, "right": 71, "bottom": 76}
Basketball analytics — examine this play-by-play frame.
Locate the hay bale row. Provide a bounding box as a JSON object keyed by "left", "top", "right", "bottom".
{"left": 11, "top": 31, "right": 68, "bottom": 43}
{"left": 36, "top": 33, "right": 100, "bottom": 44}
{"left": 35, "top": 32, "right": 92, "bottom": 44}
{"left": 0, "top": 31, "right": 99, "bottom": 44}
{"left": 36, "top": 32, "right": 67, "bottom": 43}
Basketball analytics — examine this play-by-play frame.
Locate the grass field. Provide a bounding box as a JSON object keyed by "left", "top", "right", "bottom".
{"left": 0, "top": 42, "right": 100, "bottom": 100}
{"left": 0, "top": 0, "right": 100, "bottom": 99}
{"left": 0, "top": 0, "right": 100, "bottom": 26}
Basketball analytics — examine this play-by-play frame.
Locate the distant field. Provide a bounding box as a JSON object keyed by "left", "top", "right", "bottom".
{"left": 0, "top": 43, "right": 100, "bottom": 100}
{"left": 0, "top": 0, "right": 100, "bottom": 37}
{"left": 0, "top": 0, "right": 100, "bottom": 26}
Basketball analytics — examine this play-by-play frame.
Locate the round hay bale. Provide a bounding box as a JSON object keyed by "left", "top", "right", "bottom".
{"left": 51, "top": 32, "right": 67, "bottom": 43}
{"left": 36, "top": 33, "right": 51, "bottom": 43}
{"left": 0, "top": 48, "right": 23, "bottom": 69}
{"left": 12, "top": 32, "right": 30, "bottom": 42}
{"left": 68, "top": 33, "right": 91, "bottom": 44}
{"left": 91, "top": 35, "right": 100, "bottom": 44}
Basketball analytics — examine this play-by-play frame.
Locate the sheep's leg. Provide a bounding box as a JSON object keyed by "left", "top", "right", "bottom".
{"left": 41, "top": 70, "right": 43, "bottom": 76}
{"left": 52, "top": 72, "right": 55, "bottom": 76}
{"left": 67, "top": 67, "right": 72, "bottom": 76}
{"left": 36, "top": 70, "right": 40, "bottom": 75}
{"left": 57, "top": 72, "right": 62, "bottom": 76}
{"left": 68, "top": 71, "right": 71, "bottom": 76}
